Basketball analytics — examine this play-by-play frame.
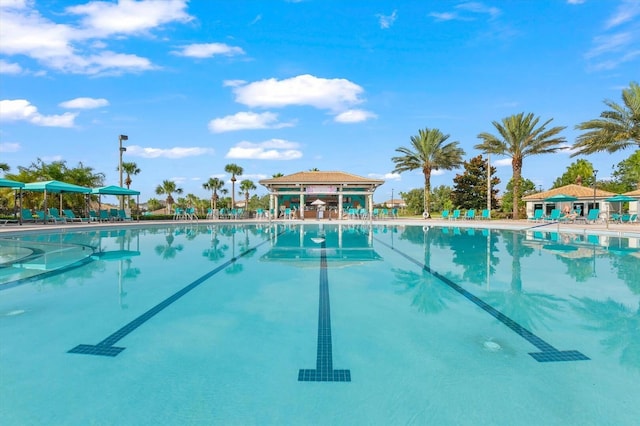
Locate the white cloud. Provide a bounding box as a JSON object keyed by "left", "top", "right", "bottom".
{"left": 567, "top": 0, "right": 586, "bottom": 4}
{"left": 605, "top": 0, "right": 640, "bottom": 29}
{"left": 0, "top": 142, "right": 20, "bottom": 152}
{"left": 494, "top": 158, "right": 512, "bottom": 167}
{"left": 456, "top": 2, "right": 501, "bottom": 18}
{"left": 429, "top": 2, "right": 501, "bottom": 21}
{"left": 377, "top": 10, "right": 397, "bottom": 29}
{"left": 0, "top": 59, "right": 22, "bottom": 74}
{"left": 208, "top": 111, "right": 294, "bottom": 133}
{"left": 0, "top": 0, "right": 190, "bottom": 75}
{"left": 334, "top": 109, "right": 377, "bottom": 123}
{"left": 66, "top": 0, "right": 193, "bottom": 38}
{"left": 429, "top": 12, "right": 461, "bottom": 22}
{"left": 226, "top": 139, "right": 303, "bottom": 160}
{"left": 172, "top": 43, "right": 245, "bottom": 58}
{"left": 0, "top": 99, "right": 77, "bottom": 127}
{"left": 126, "top": 145, "right": 214, "bottom": 159}
{"left": 369, "top": 172, "right": 400, "bottom": 180}
{"left": 230, "top": 74, "right": 365, "bottom": 112}
{"left": 59, "top": 97, "right": 109, "bottom": 109}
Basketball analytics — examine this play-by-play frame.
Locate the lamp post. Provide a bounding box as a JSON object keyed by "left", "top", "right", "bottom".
{"left": 119, "top": 134, "right": 128, "bottom": 209}
{"left": 391, "top": 188, "right": 394, "bottom": 209}
{"left": 486, "top": 154, "right": 491, "bottom": 212}
{"left": 592, "top": 169, "right": 598, "bottom": 211}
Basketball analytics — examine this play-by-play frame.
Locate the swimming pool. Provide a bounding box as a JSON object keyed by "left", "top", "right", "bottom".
{"left": 1, "top": 223, "right": 639, "bottom": 425}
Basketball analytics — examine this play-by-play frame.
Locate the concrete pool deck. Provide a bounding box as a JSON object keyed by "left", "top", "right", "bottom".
{"left": 1, "top": 217, "right": 639, "bottom": 238}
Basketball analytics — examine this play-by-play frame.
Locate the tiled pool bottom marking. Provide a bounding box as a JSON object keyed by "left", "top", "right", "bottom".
{"left": 298, "top": 240, "right": 351, "bottom": 382}
{"left": 68, "top": 235, "right": 278, "bottom": 357}
{"left": 375, "top": 238, "right": 590, "bottom": 363}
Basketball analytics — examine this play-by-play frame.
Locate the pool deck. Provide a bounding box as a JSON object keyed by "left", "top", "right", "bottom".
{"left": 1, "top": 217, "right": 639, "bottom": 238}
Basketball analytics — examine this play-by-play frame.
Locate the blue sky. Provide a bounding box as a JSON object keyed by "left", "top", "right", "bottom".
{"left": 1, "top": 0, "right": 639, "bottom": 204}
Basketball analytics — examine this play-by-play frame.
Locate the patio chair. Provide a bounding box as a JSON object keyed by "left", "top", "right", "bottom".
{"left": 620, "top": 213, "right": 637, "bottom": 224}
{"left": 48, "top": 208, "right": 67, "bottom": 223}
{"left": 465, "top": 209, "right": 476, "bottom": 220}
{"left": 35, "top": 210, "right": 62, "bottom": 223}
{"left": 441, "top": 210, "right": 450, "bottom": 220}
{"left": 480, "top": 209, "right": 491, "bottom": 220}
{"left": 21, "top": 208, "right": 36, "bottom": 223}
{"left": 449, "top": 210, "right": 460, "bottom": 220}
{"left": 89, "top": 210, "right": 99, "bottom": 222}
{"left": 117, "top": 209, "right": 132, "bottom": 221}
{"left": 528, "top": 209, "right": 544, "bottom": 222}
{"left": 63, "top": 209, "right": 89, "bottom": 222}
{"left": 585, "top": 209, "right": 601, "bottom": 224}
{"left": 545, "top": 209, "right": 562, "bottom": 222}
{"left": 109, "top": 208, "right": 120, "bottom": 221}
{"left": 99, "top": 209, "right": 111, "bottom": 222}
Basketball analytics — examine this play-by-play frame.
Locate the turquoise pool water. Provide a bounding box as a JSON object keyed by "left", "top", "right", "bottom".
{"left": 1, "top": 223, "right": 639, "bottom": 425}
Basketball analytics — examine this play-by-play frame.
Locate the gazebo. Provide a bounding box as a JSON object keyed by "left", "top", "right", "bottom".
{"left": 91, "top": 185, "right": 141, "bottom": 220}
{"left": 22, "top": 180, "right": 92, "bottom": 224}
{"left": 259, "top": 171, "right": 384, "bottom": 220}
{"left": 0, "top": 178, "right": 26, "bottom": 223}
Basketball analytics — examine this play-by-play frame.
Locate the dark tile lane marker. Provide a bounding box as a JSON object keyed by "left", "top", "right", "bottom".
{"left": 298, "top": 240, "right": 351, "bottom": 382}
{"left": 376, "top": 238, "right": 589, "bottom": 363}
{"left": 69, "top": 235, "right": 277, "bottom": 357}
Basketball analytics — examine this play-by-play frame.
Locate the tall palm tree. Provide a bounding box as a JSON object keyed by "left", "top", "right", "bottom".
{"left": 202, "top": 177, "right": 225, "bottom": 210}
{"left": 239, "top": 179, "right": 256, "bottom": 210}
{"left": 0, "top": 163, "right": 9, "bottom": 174}
{"left": 272, "top": 172, "right": 284, "bottom": 178}
{"left": 121, "top": 162, "right": 141, "bottom": 189}
{"left": 475, "top": 112, "right": 566, "bottom": 219}
{"left": 224, "top": 163, "right": 243, "bottom": 208}
{"left": 573, "top": 81, "right": 640, "bottom": 156}
{"left": 155, "top": 180, "right": 183, "bottom": 214}
{"left": 392, "top": 128, "right": 465, "bottom": 216}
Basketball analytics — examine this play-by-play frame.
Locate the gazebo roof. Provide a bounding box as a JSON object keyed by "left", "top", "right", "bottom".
{"left": 259, "top": 170, "right": 384, "bottom": 186}
{"left": 522, "top": 184, "right": 615, "bottom": 201}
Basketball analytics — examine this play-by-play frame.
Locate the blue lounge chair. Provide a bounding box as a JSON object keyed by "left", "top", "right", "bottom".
{"left": 449, "top": 210, "right": 460, "bottom": 220}
{"left": 48, "top": 208, "right": 67, "bottom": 223}
{"left": 63, "top": 209, "right": 89, "bottom": 222}
{"left": 441, "top": 210, "right": 450, "bottom": 220}
{"left": 117, "top": 209, "right": 132, "bottom": 221}
{"left": 528, "top": 209, "right": 544, "bottom": 222}
{"left": 480, "top": 209, "right": 490, "bottom": 220}
{"left": 545, "top": 209, "right": 562, "bottom": 222}
{"left": 465, "top": 209, "right": 476, "bottom": 220}
{"left": 21, "top": 208, "right": 36, "bottom": 223}
{"left": 585, "top": 209, "right": 600, "bottom": 224}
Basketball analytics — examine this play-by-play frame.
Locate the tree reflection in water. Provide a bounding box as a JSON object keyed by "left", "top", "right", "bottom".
{"left": 154, "top": 229, "right": 184, "bottom": 260}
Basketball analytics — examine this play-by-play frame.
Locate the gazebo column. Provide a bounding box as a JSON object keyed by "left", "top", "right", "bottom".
{"left": 338, "top": 193, "right": 343, "bottom": 220}
{"left": 273, "top": 193, "right": 279, "bottom": 219}
{"left": 368, "top": 193, "right": 373, "bottom": 221}
{"left": 300, "top": 191, "right": 305, "bottom": 220}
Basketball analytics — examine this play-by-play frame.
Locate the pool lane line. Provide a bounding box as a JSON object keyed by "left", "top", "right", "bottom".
{"left": 68, "top": 235, "right": 278, "bottom": 357}
{"left": 298, "top": 240, "right": 351, "bottom": 382}
{"left": 375, "top": 238, "right": 589, "bottom": 363}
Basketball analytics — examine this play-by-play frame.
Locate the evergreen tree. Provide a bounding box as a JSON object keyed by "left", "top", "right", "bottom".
{"left": 611, "top": 150, "right": 640, "bottom": 191}
{"left": 452, "top": 155, "right": 500, "bottom": 210}
{"left": 552, "top": 159, "right": 595, "bottom": 188}
{"left": 502, "top": 177, "right": 536, "bottom": 217}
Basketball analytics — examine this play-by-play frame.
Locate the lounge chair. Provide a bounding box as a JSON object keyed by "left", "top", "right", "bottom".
{"left": 48, "top": 208, "right": 67, "bottom": 223}
{"left": 99, "top": 209, "right": 111, "bottom": 222}
{"left": 449, "top": 210, "right": 460, "bottom": 220}
{"left": 465, "top": 209, "right": 476, "bottom": 220}
{"left": 545, "top": 209, "right": 562, "bottom": 222}
{"left": 117, "top": 209, "right": 133, "bottom": 221}
{"left": 21, "top": 208, "right": 36, "bottom": 223}
{"left": 63, "top": 209, "right": 89, "bottom": 222}
{"left": 585, "top": 209, "right": 601, "bottom": 224}
{"left": 620, "top": 213, "right": 637, "bottom": 224}
{"left": 480, "top": 209, "right": 490, "bottom": 220}
{"left": 89, "top": 210, "right": 99, "bottom": 222}
{"left": 528, "top": 209, "right": 544, "bottom": 222}
{"left": 35, "top": 210, "right": 63, "bottom": 223}
{"left": 441, "top": 210, "right": 450, "bottom": 220}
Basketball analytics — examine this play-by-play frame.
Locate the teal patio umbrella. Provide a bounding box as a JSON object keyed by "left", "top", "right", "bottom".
{"left": 0, "top": 178, "right": 25, "bottom": 223}
{"left": 544, "top": 194, "right": 578, "bottom": 214}
{"left": 605, "top": 194, "right": 636, "bottom": 214}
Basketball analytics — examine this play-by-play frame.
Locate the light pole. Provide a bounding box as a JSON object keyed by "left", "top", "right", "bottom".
{"left": 486, "top": 154, "right": 491, "bottom": 212}
{"left": 119, "top": 134, "right": 128, "bottom": 209}
{"left": 391, "top": 188, "right": 394, "bottom": 209}
{"left": 592, "top": 169, "right": 598, "bottom": 211}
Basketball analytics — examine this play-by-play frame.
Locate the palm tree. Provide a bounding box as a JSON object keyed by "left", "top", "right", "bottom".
{"left": 202, "top": 177, "right": 225, "bottom": 210}
{"left": 224, "top": 163, "right": 243, "bottom": 208}
{"left": 155, "top": 180, "right": 183, "bottom": 214}
{"left": 121, "top": 162, "right": 141, "bottom": 189}
{"left": 0, "top": 163, "right": 9, "bottom": 174}
{"left": 239, "top": 179, "right": 256, "bottom": 211}
{"left": 572, "top": 81, "right": 640, "bottom": 156}
{"left": 475, "top": 113, "right": 566, "bottom": 219}
{"left": 392, "top": 128, "right": 465, "bottom": 216}
{"left": 272, "top": 172, "right": 284, "bottom": 178}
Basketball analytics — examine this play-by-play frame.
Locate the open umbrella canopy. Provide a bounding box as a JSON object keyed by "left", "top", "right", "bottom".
{"left": 23, "top": 180, "right": 91, "bottom": 193}
{"left": 310, "top": 199, "right": 326, "bottom": 206}
{"left": 605, "top": 194, "right": 636, "bottom": 202}
{"left": 544, "top": 194, "right": 578, "bottom": 202}
{"left": 0, "top": 178, "right": 25, "bottom": 189}
{"left": 91, "top": 185, "right": 140, "bottom": 196}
